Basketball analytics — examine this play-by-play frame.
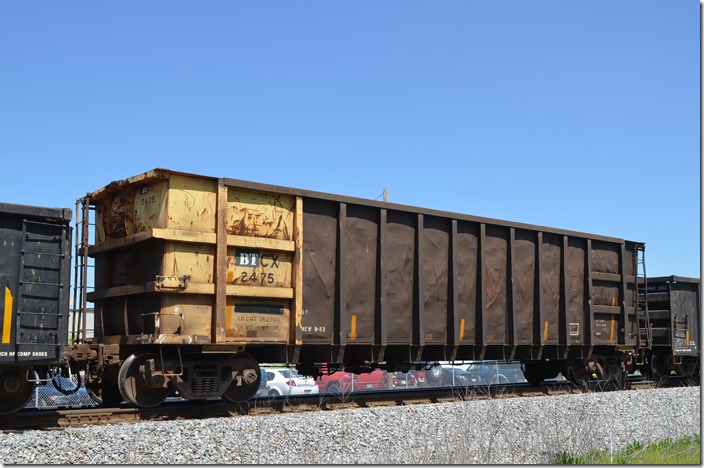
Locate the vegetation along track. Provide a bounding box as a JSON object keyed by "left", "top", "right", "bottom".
{"left": 1, "top": 375, "right": 696, "bottom": 431}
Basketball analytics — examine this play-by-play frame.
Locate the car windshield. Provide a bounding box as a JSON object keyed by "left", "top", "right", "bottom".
{"left": 467, "top": 362, "right": 497, "bottom": 371}
{"left": 277, "top": 369, "right": 298, "bottom": 379}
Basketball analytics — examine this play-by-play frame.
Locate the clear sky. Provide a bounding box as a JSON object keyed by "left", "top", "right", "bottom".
{"left": 0, "top": 1, "right": 700, "bottom": 279}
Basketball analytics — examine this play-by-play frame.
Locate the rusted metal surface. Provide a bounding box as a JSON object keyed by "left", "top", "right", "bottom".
{"left": 226, "top": 189, "right": 294, "bottom": 240}
{"left": 215, "top": 179, "right": 228, "bottom": 344}
{"left": 87, "top": 170, "right": 300, "bottom": 354}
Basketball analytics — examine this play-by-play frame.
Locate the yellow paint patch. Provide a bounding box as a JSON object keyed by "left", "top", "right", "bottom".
{"left": 3, "top": 287, "right": 12, "bottom": 344}
{"left": 610, "top": 317, "right": 615, "bottom": 342}
{"left": 225, "top": 305, "right": 233, "bottom": 336}
{"left": 349, "top": 315, "right": 357, "bottom": 340}
{"left": 459, "top": 318, "right": 465, "bottom": 341}
{"left": 543, "top": 320, "right": 549, "bottom": 341}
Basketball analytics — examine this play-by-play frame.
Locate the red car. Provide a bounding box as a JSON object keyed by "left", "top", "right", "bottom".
{"left": 391, "top": 371, "right": 418, "bottom": 389}
{"left": 316, "top": 368, "right": 386, "bottom": 394}
{"left": 411, "top": 370, "right": 427, "bottom": 387}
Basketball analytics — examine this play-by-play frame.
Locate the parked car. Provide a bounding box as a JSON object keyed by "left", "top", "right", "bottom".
{"left": 26, "top": 375, "right": 95, "bottom": 409}
{"left": 412, "top": 370, "right": 427, "bottom": 387}
{"left": 461, "top": 361, "right": 527, "bottom": 385}
{"left": 391, "top": 371, "right": 417, "bottom": 389}
{"left": 425, "top": 365, "right": 479, "bottom": 387}
{"left": 263, "top": 368, "right": 319, "bottom": 397}
{"left": 316, "top": 369, "right": 386, "bottom": 393}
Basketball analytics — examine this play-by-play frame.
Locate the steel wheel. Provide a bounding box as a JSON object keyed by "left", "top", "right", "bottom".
{"left": 567, "top": 360, "right": 591, "bottom": 387}
{"left": 650, "top": 353, "right": 671, "bottom": 381}
{"left": 118, "top": 353, "right": 170, "bottom": 408}
{"left": 0, "top": 366, "right": 34, "bottom": 414}
{"left": 222, "top": 354, "right": 261, "bottom": 403}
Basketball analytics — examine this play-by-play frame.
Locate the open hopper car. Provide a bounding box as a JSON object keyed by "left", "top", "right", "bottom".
{"left": 59, "top": 168, "right": 695, "bottom": 408}
{"left": 0, "top": 168, "right": 697, "bottom": 413}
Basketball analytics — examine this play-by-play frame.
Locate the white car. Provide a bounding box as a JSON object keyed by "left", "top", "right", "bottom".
{"left": 262, "top": 368, "right": 319, "bottom": 397}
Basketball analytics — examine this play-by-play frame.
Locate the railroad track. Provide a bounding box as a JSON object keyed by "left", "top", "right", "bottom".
{"left": 2, "top": 376, "right": 695, "bottom": 431}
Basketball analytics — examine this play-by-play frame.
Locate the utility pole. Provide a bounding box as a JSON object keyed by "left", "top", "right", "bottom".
{"left": 383, "top": 188, "right": 388, "bottom": 203}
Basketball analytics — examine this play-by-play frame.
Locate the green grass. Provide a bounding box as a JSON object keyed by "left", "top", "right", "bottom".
{"left": 552, "top": 435, "right": 701, "bottom": 464}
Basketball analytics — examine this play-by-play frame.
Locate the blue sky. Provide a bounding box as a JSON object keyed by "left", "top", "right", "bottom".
{"left": 0, "top": 1, "right": 700, "bottom": 278}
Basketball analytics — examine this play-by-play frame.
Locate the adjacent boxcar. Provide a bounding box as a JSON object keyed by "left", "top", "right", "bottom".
{"left": 641, "top": 275, "right": 700, "bottom": 378}
{"left": 69, "top": 168, "right": 650, "bottom": 407}
{"left": 0, "top": 202, "right": 72, "bottom": 414}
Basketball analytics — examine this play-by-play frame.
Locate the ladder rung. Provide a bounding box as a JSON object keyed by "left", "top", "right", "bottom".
{"left": 648, "top": 310, "right": 671, "bottom": 320}
{"left": 22, "top": 250, "right": 66, "bottom": 258}
{"left": 16, "top": 342, "right": 59, "bottom": 347}
{"left": 19, "top": 280, "right": 64, "bottom": 287}
{"left": 17, "top": 311, "right": 63, "bottom": 317}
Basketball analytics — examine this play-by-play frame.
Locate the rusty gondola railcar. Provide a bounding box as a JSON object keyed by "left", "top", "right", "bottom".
{"left": 65, "top": 168, "right": 656, "bottom": 407}
{"left": 0, "top": 202, "right": 72, "bottom": 414}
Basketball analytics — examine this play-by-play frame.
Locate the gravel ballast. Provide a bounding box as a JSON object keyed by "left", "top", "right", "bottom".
{"left": 1, "top": 386, "right": 699, "bottom": 464}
